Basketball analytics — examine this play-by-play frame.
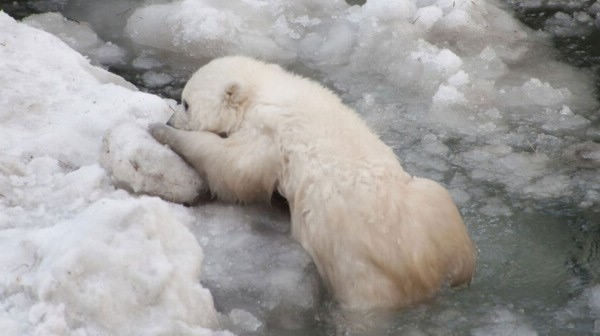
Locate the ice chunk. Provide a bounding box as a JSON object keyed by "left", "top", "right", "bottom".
{"left": 447, "top": 70, "right": 470, "bottom": 87}
{"left": 541, "top": 105, "right": 590, "bottom": 132}
{"left": 501, "top": 78, "right": 572, "bottom": 107}
{"left": 534, "top": 133, "right": 563, "bottom": 154}
{"left": 432, "top": 84, "right": 467, "bottom": 105}
{"left": 142, "top": 71, "right": 174, "bottom": 88}
{"left": 413, "top": 6, "right": 444, "bottom": 30}
{"left": 410, "top": 44, "right": 463, "bottom": 78}
{"left": 480, "top": 198, "right": 512, "bottom": 217}
{"left": 363, "top": 0, "right": 416, "bottom": 20}
{"left": 563, "top": 141, "right": 600, "bottom": 168}
{"left": 124, "top": 0, "right": 299, "bottom": 61}
{"left": 228, "top": 309, "right": 262, "bottom": 333}
{"left": 471, "top": 309, "right": 538, "bottom": 336}
{"left": 100, "top": 123, "right": 207, "bottom": 204}
{"left": 468, "top": 47, "right": 508, "bottom": 79}
{"left": 132, "top": 52, "right": 163, "bottom": 70}
{"left": 459, "top": 146, "right": 554, "bottom": 197}
{"left": 523, "top": 174, "right": 572, "bottom": 198}
{"left": 437, "top": 9, "right": 474, "bottom": 31}
{"left": 23, "top": 12, "right": 126, "bottom": 66}
{"left": 23, "top": 12, "right": 101, "bottom": 52}
{"left": 302, "top": 23, "right": 356, "bottom": 64}
{"left": 91, "top": 41, "right": 126, "bottom": 65}
{"left": 545, "top": 11, "right": 594, "bottom": 37}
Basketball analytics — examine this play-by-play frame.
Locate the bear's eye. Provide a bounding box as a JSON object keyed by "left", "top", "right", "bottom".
{"left": 183, "top": 100, "right": 189, "bottom": 111}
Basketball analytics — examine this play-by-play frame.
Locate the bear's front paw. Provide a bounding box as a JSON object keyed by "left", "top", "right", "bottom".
{"left": 149, "top": 123, "right": 172, "bottom": 145}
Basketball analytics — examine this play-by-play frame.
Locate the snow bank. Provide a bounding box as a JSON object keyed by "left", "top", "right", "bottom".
{"left": 0, "top": 196, "right": 220, "bottom": 336}
{"left": 0, "top": 12, "right": 227, "bottom": 335}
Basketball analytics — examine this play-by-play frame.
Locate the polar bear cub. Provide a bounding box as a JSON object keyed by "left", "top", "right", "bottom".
{"left": 150, "top": 56, "right": 476, "bottom": 310}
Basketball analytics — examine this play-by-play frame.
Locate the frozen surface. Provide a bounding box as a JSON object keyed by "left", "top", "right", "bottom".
{"left": 2, "top": 0, "right": 600, "bottom": 335}
{"left": 100, "top": 122, "right": 207, "bottom": 204}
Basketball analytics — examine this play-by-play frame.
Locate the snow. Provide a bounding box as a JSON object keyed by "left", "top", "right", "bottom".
{"left": 0, "top": 12, "right": 226, "bottom": 336}
{"left": 414, "top": 6, "right": 444, "bottom": 30}
{"left": 0, "top": 198, "right": 220, "bottom": 335}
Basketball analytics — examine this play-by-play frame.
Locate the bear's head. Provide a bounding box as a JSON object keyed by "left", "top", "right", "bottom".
{"left": 167, "top": 56, "right": 258, "bottom": 137}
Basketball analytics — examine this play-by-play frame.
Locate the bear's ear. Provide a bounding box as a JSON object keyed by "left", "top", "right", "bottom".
{"left": 223, "top": 82, "right": 250, "bottom": 110}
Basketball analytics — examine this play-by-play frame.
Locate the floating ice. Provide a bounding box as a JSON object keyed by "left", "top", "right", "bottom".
{"left": 132, "top": 52, "right": 164, "bottom": 70}
{"left": 23, "top": 12, "right": 126, "bottom": 65}
{"left": 413, "top": 6, "right": 444, "bottom": 30}
{"left": 501, "top": 78, "right": 572, "bottom": 107}
{"left": 471, "top": 309, "right": 538, "bottom": 336}
{"left": 544, "top": 11, "right": 595, "bottom": 37}
{"left": 227, "top": 309, "right": 262, "bottom": 333}
{"left": 563, "top": 141, "right": 600, "bottom": 168}
{"left": 142, "top": 71, "right": 175, "bottom": 88}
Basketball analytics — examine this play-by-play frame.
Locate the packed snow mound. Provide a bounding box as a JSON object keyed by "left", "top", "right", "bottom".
{"left": 0, "top": 196, "right": 220, "bottom": 336}
{"left": 101, "top": 122, "right": 208, "bottom": 204}
{"left": 0, "top": 14, "right": 169, "bottom": 168}
{"left": 0, "top": 12, "right": 228, "bottom": 336}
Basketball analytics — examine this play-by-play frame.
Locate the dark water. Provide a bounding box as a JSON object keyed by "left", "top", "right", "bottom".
{"left": 502, "top": 0, "right": 600, "bottom": 98}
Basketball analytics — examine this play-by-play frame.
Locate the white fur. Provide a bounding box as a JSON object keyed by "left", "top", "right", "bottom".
{"left": 150, "top": 56, "right": 476, "bottom": 310}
